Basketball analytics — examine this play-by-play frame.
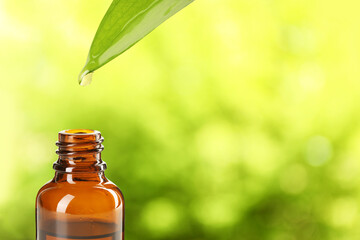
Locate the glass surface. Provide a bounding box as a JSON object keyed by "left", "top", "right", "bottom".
{"left": 36, "top": 130, "right": 124, "bottom": 240}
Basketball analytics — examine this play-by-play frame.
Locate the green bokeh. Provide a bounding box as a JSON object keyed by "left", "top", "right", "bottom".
{"left": 1, "top": 0, "right": 360, "bottom": 239}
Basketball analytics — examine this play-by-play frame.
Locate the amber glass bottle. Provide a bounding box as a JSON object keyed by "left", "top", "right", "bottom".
{"left": 36, "top": 129, "right": 124, "bottom": 240}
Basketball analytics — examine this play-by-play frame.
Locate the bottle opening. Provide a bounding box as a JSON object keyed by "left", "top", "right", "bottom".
{"left": 64, "top": 129, "right": 95, "bottom": 134}
{"left": 58, "top": 129, "right": 103, "bottom": 143}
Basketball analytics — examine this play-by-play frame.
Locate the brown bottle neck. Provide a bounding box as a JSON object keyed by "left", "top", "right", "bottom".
{"left": 53, "top": 129, "right": 107, "bottom": 173}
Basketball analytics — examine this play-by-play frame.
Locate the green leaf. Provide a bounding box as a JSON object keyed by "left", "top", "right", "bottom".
{"left": 79, "top": 0, "right": 194, "bottom": 85}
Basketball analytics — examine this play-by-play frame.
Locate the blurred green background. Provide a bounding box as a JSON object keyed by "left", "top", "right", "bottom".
{"left": 1, "top": 0, "right": 360, "bottom": 239}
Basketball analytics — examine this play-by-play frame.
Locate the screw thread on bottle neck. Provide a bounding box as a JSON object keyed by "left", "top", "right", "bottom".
{"left": 53, "top": 129, "right": 107, "bottom": 173}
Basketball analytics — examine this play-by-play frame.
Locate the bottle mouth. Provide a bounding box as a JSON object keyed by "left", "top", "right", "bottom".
{"left": 58, "top": 129, "right": 102, "bottom": 143}
{"left": 62, "top": 129, "right": 98, "bottom": 135}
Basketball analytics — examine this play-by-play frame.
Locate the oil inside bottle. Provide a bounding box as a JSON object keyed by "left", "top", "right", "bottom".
{"left": 38, "top": 219, "right": 123, "bottom": 240}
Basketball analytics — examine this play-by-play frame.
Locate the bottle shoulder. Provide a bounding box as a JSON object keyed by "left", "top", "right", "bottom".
{"left": 36, "top": 178, "right": 124, "bottom": 214}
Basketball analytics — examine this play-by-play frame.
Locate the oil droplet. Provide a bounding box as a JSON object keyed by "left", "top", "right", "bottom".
{"left": 79, "top": 72, "right": 93, "bottom": 86}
